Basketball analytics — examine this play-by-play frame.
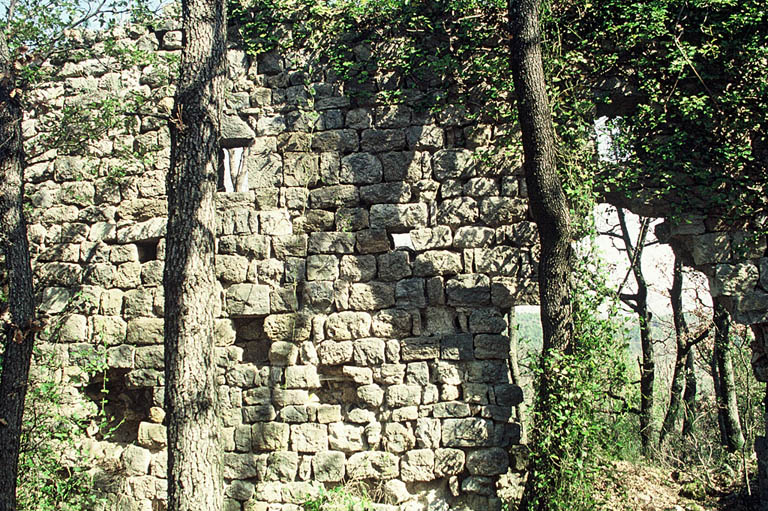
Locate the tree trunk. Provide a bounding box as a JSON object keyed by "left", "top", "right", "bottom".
{"left": 0, "top": 35, "right": 37, "bottom": 511}
{"left": 660, "top": 256, "right": 688, "bottom": 445}
{"left": 713, "top": 299, "right": 745, "bottom": 451}
{"left": 710, "top": 344, "right": 729, "bottom": 446}
{"left": 508, "top": 0, "right": 574, "bottom": 508}
{"left": 616, "top": 209, "right": 656, "bottom": 453}
{"left": 163, "top": 1, "right": 227, "bottom": 510}
{"left": 682, "top": 348, "right": 697, "bottom": 436}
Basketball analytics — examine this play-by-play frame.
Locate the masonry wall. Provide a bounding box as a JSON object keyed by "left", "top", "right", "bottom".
{"left": 21, "top": 18, "right": 537, "bottom": 511}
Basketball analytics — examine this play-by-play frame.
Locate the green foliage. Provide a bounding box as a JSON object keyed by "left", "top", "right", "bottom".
{"left": 544, "top": 0, "right": 768, "bottom": 226}
{"left": 302, "top": 483, "right": 373, "bottom": 511}
{"left": 524, "top": 250, "right": 635, "bottom": 510}
{"left": 17, "top": 331, "right": 115, "bottom": 510}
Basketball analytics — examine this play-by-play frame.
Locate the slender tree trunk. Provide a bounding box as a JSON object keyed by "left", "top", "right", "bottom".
{"left": 164, "top": 1, "right": 227, "bottom": 510}
{"left": 682, "top": 348, "right": 697, "bottom": 436}
{"left": 711, "top": 344, "right": 729, "bottom": 445}
{"left": 660, "top": 256, "right": 688, "bottom": 445}
{"left": 616, "top": 209, "right": 656, "bottom": 453}
{"left": 508, "top": 0, "right": 574, "bottom": 508}
{"left": 713, "top": 299, "right": 745, "bottom": 451}
{"left": 0, "top": 34, "right": 36, "bottom": 511}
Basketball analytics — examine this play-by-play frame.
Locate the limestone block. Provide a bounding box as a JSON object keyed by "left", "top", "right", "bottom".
{"left": 243, "top": 387, "right": 271, "bottom": 405}
{"left": 372, "top": 309, "right": 412, "bottom": 338}
{"left": 380, "top": 151, "right": 424, "bottom": 182}
{"left": 325, "top": 311, "right": 372, "bottom": 340}
{"left": 361, "top": 129, "right": 406, "bottom": 153}
{"left": 454, "top": 226, "right": 495, "bottom": 249}
{"left": 316, "top": 404, "right": 342, "bottom": 424}
{"left": 346, "top": 451, "right": 399, "bottom": 480}
{"left": 340, "top": 255, "right": 377, "bottom": 282}
{"left": 39, "top": 287, "right": 72, "bottom": 314}
{"left": 308, "top": 232, "right": 356, "bottom": 254}
{"left": 466, "top": 448, "right": 509, "bottom": 476}
{"left": 351, "top": 337, "right": 386, "bottom": 366}
{"left": 441, "top": 418, "right": 493, "bottom": 447}
{"left": 243, "top": 405, "right": 276, "bottom": 423}
{"left": 356, "top": 229, "right": 390, "bottom": 253}
{"left": 343, "top": 366, "right": 373, "bottom": 384}
{"left": 432, "top": 149, "right": 475, "bottom": 180}
{"left": 306, "top": 254, "right": 339, "bottom": 281}
{"left": 464, "top": 383, "right": 490, "bottom": 404}
{"left": 226, "top": 480, "right": 255, "bottom": 502}
{"left": 383, "top": 423, "right": 415, "bottom": 454}
{"left": 317, "top": 341, "right": 354, "bottom": 365}
{"left": 124, "top": 289, "right": 155, "bottom": 317}
{"left": 404, "top": 361, "right": 429, "bottom": 386}
{"left": 291, "top": 423, "right": 328, "bottom": 452}
{"left": 284, "top": 365, "right": 321, "bottom": 389}
{"left": 349, "top": 283, "right": 395, "bottom": 310}
{"left": 340, "top": 152, "right": 383, "bottom": 184}
{"left": 134, "top": 346, "right": 164, "bottom": 369}
{"left": 407, "top": 125, "right": 444, "bottom": 149}
{"left": 38, "top": 262, "right": 81, "bottom": 287}
{"left": 401, "top": 336, "right": 440, "bottom": 361}
{"left": 461, "top": 476, "right": 495, "bottom": 496}
{"left": 312, "top": 451, "right": 346, "bottom": 482}
{"left": 466, "top": 360, "right": 508, "bottom": 383}
{"left": 117, "top": 217, "right": 166, "bottom": 244}
{"left": 710, "top": 263, "right": 759, "bottom": 297}
{"left": 137, "top": 422, "right": 167, "bottom": 449}
{"left": 115, "top": 262, "right": 142, "bottom": 289}
{"left": 401, "top": 449, "right": 435, "bottom": 482}
{"left": 413, "top": 251, "right": 462, "bottom": 276}
{"left": 378, "top": 251, "right": 412, "bottom": 281}
{"left": 123, "top": 444, "right": 151, "bottom": 476}
{"left": 370, "top": 203, "right": 428, "bottom": 230}
{"left": 272, "top": 389, "right": 309, "bottom": 407}
{"left": 107, "top": 344, "right": 134, "bottom": 368}
{"left": 474, "top": 334, "right": 509, "bottom": 359}
{"left": 224, "top": 453, "right": 268, "bottom": 479}
{"left": 226, "top": 284, "right": 270, "bottom": 316}
{"left": 357, "top": 384, "right": 384, "bottom": 407}
{"left": 691, "top": 232, "right": 731, "bottom": 265}
{"left": 437, "top": 198, "right": 479, "bottom": 226}
{"left": 479, "top": 197, "right": 528, "bottom": 226}
{"left": 222, "top": 115, "right": 256, "bottom": 144}
{"left": 216, "top": 255, "right": 249, "bottom": 283}
{"left": 268, "top": 341, "right": 299, "bottom": 366}
{"left": 126, "top": 318, "right": 164, "bottom": 345}
{"left": 732, "top": 232, "right": 767, "bottom": 260}
{"left": 446, "top": 274, "right": 491, "bottom": 306}
{"left": 311, "top": 129, "right": 359, "bottom": 153}
{"left": 433, "top": 402, "right": 471, "bottom": 418}
{"left": 310, "top": 185, "right": 359, "bottom": 209}
{"left": 264, "top": 313, "right": 312, "bottom": 342}
{"left": 252, "top": 422, "right": 290, "bottom": 451}
{"left": 494, "top": 384, "right": 524, "bottom": 407}
{"left": 360, "top": 182, "right": 412, "bottom": 204}
{"left": 415, "top": 418, "right": 441, "bottom": 449}
{"left": 259, "top": 210, "right": 292, "bottom": 236}
{"left": 385, "top": 385, "right": 422, "bottom": 407}
{"left": 328, "top": 422, "right": 365, "bottom": 452}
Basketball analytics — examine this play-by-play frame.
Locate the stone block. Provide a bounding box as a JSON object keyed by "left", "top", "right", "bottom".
{"left": 466, "top": 448, "right": 509, "bottom": 476}
{"left": 356, "top": 229, "right": 390, "bottom": 253}
{"left": 370, "top": 204, "right": 428, "bottom": 230}
{"left": 340, "top": 255, "right": 377, "bottom": 282}
{"left": 285, "top": 365, "right": 321, "bottom": 389}
{"left": 479, "top": 198, "right": 528, "bottom": 226}
{"left": 252, "top": 422, "right": 290, "bottom": 451}
{"left": 357, "top": 384, "right": 385, "bottom": 407}
{"left": 378, "top": 251, "right": 412, "bottom": 281}
{"left": 385, "top": 385, "right": 422, "bottom": 407}
{"left": 346, "top": 451, "right": 399, "bottom": 479}
{"left": 313, "top": 451, "right": 346, "bottom": 482}
{"left": 441, "top": 418, "right": 493, "bottom": 447}
{"left": 137, "top": 422, "right": 166, "bottom": 449}
{"left": 306, "top": 254, "right": 339, "bottom": 281}
{"left": 226, "top": 284, "right": 270, "bottom": 316}
{"left": 474, "top": 334, "right": 509, "bottom": 359}
{"left": 432, "top": 149, "right": 475, "bottom": 180}
{"left": 291, "top": 423, "right": 328, "bottom": 453}
{"left": 446, "top": 274, "right": 491, "bottom": 306}
{"left": 265, "top": 451, "right": 299, "bottom": 482}
{"left": 437, "top": 198, "right": 479, "bottom": 225}
{"left": 264, "top": 314, "right": 312, "bottom": 342}
{"left": 340, "top": 152, "right": 382, "bottom": 184}
{"left": 122, "top": 444, "right": 151, "bottom": 475}
{"left": 402, "top": 336, "right": 440, "bottom": 361}
{"left": 361, "top": 129, "right": 406, "bottom": 152}
{"left": 325, "top": 311, "right": 372, "bottom": 340}
{"left": 434, "top": 448, "right": 465, "bottom": 477}
{"left": 349, "top": 282, "right": 395, "bottom": 310}
{"left": 318, "top": 341, "right": 354, "bottom": 365}
{"left": 401, "top": 449, "right": 435, "bottom": 482}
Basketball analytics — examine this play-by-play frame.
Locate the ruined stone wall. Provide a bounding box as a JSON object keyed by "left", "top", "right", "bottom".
{"left": 21, "top": 18, "right": 537, "bottom": 511}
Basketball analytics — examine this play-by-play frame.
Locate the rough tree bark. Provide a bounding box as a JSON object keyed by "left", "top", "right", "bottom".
{"left": 163, "top": 0, "right": 227, "bottom": 510}
{"left": 681, "top": 348, "right": 697, "bottom": 436}
{"left": 616, "top": 208, "right": 656, "bottom": 453}
{"left": 0, "top": 34, "right": 37, "bottom": 511}
{"left": 712, "top": 299, "right": 745, "bottom": 451}
{"left": 508, "top": 0, "right": 574, "bottom": 508}
{"left": 660, "top": 256, "right": 688, "bottom": 444}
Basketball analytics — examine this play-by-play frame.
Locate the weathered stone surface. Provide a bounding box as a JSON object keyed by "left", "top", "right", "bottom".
{"left": 285, "top": 365, "right": 321, "bottom": 388}
{"left": 446, "top": 274, "right": 491, "bottom": 306}
{"left": 291, "top": 423, "right": 328, "bottom": 452}
{"left": 122, "top": 444, "right": 151, "bottom": 476}
{"left": 325, "top": 311, "right": 372, "bottom": 340}
{"left": 370, "top": 204, "right": 428, "bottom": 230}
{"left": 264, "top": 314, "right": 312, "bottom": 342}
{"left": 378, "top": 251, "right": 412, "bottom": 281}
{"left": 442, "top": 418, "right": 493, "bottom": 447}
{"left": 413, "top": 251, "right": 462, "bottom": 276}
{"left": 137, "top": 422, "right": 167, "bottom": 449}
{"left": 317, "top": 341, "right": 354, "bottom": 365}
{"left": 340, "top": 255, "right": 377, "bottom": 281}
{"left": 691, "top": 232, "right": 731, "bottom": 265}
{"left": 385, "top": 385, "right": 422, "bottom": 407}
{"left": 434, "top": 448, "right": 465, "bottom": 477}
{"left": 710, "top": 263, "right": 759, "bottom": 297}
{"left": 437, "top": 198, "right": 479, "bottom": 225}
{"left": 313, "top": 451, "right": 346, "bottom": 482}
{"left": 432, "top": 149, "right": 475, "bottom": 180}
{"left": 466, "top": 448, "right": 509, "bottom": 476}
{"left": 349, "top": 282, "right": 395, "bottom": 310}
{"left": 328, "top": 423, "right": 365, "bottom": 452}
{"left": 308, "top": 232, "right": 356, "bottom": 254}
{"left": 479, "top": 198, "right": 528, "bottom": 225}
{"left": 402, "top": 336, "right": 440, "bottom": 361}
{"left": 474, "top": 334, "right": 508, "bottom": 359}
{"left": 226, "top": 284, "right": 270, "bottom": 316}
{"left": 306, "top": 254, "right": 339, "bottom": 281}
{"left": 346, "top": 451, "right": 399, "bottom": 479}
{"left": 340, "top": 153, "right": 383, "bottom": 184}
{"left": 401, "top": 449, "right": 435, "bottom": 482}
{"left": 357, "top": 384, "right": 385, "bottom": 407}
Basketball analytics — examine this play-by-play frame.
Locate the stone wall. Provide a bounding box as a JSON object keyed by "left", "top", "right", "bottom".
{"left": 20, "top": 17, "right": 536, "bottom": 511}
